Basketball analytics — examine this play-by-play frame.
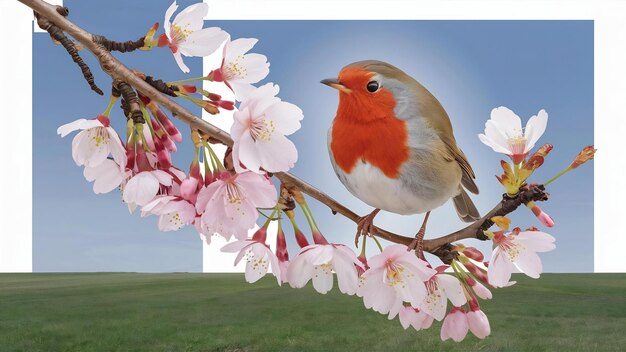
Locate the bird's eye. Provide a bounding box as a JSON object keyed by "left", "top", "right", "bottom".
{"left": 366, "top": 81, "right": 379, "bottom": 93}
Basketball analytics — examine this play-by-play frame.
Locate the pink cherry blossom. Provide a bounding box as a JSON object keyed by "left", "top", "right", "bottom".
{"left": 122, "top": 170, "right": 173, "bottom": 207}
{"left": 488, "top": 230, "right": 556, "bottom": 287}
{"left": 221, "top": 225, "right": 281, "bottom": 285}
{"left": 467, "top": 306, "right": 491, "bottom": 339}
{"left": 210, "top": 38, "right": 270, "bottom": 100}
{"left": 357, "top": 244, "right": 436, "bottom": 314}
{"left": 421, "top": 273, "right": 467, "bottom": 321}
{"left": 440, "top": 306, "right": 469, "bottom": 342}
{"left": 287, "top": 243, "right": 362, "bottom": 295}
{"left": 479, "top": 107, "right": 548, "bottom": 164}
{"left": 231, "top": 83, "right": 303, "bottom": 173}
{"left": 159, "top": 1, "right": 228, "bottom": 73}
{"left": 83, "top": 159, "right": 128, "bottom": 194}
{"left": 195, "top": 171, "right": 277, "bottom": 241}
{"left": 397, "top": 306, "right": 434, "bottom": 331}
{"left": 57, "top": 115, "right": 126, "bottom": 168}
{"left": 141, "top": 195, "right": 196, "bottom": 231}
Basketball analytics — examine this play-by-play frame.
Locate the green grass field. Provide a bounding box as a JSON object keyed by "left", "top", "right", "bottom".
{"left": 0, "top": 273, "right": 624, "bottom": 351}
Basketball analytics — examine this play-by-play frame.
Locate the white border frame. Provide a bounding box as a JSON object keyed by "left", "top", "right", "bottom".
{"left": 1, "top": 0, "right": 623, "bottom": 273}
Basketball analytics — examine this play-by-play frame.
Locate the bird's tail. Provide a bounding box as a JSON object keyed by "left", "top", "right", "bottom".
{"left": 453, "top": 188, "right": 480, "bottom": 222}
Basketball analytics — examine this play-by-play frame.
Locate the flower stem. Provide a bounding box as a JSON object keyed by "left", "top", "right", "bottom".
{"left": 360, "top": 233, "right": 367, "bottom": 257}
{"left": 544, "top": 167, "right": 571, "bottom": 186}
{"left": 300, "top": 201, "right": 321, "bottom": 233}
{"left": 102, "top": 95, "right": 118, "bottom": 117}
{"left": 372, "top": 236, "right": 383, "bottom": 252}
{"left": 175, "top": 92, "right": 204, "bottom": 105}
{"left": 261, "top": 209, "right": 277, "bottom": 228}
{"left": 167, "top": 76, "right": 207, "bottom": 85}
{"left": 296, "top": 198, "right": 328, "bottom": 244}
{"left": 201, "top": 140, "right": 225, "bottom": 171}
{"left": 258, "top": 209, "right": 280, "bottom": 221}
{"left": 141, "top": 107, "right": 155, "bottom": 135}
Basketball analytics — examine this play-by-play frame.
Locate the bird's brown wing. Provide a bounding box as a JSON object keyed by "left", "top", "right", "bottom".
{"left": 412, "top": 81, "right": 480, "bottom": 195}
{"left": 441, "top": 136, "right": 479, "bottom": 195}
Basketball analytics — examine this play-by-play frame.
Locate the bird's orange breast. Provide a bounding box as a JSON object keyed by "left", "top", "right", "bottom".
{"left": 330, "top": 116, "right": 410, "bottom": 179}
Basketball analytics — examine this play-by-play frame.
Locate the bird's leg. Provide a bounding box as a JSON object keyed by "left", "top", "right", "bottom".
{"left": 407, "top": 211, "right": 431, "bottom": 259}
{"left": 355, "top": 208, "right": 381, "bottom": 247}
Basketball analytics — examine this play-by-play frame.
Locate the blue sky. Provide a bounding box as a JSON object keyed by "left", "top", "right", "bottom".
{"left": 33, "top": 0, "right": 593, "bottom": 272}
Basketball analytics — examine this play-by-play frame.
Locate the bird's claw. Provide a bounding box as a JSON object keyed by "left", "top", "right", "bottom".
{"left": 355, "top": 213, "right": 378, "bottom": 247}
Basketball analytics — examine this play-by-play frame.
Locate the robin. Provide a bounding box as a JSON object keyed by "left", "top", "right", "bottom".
{"left": 321, "top": 60, "right": 480, "bottom": 254}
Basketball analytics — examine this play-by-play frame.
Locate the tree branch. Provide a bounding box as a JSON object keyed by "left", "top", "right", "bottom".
{"left": 34, "top": 9, "right": 103, "bottom": 95}
{"left": 21, "top": 0, "right": 548, "bottom": 258}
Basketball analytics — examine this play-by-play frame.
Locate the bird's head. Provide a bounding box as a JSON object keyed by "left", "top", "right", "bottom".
{"left": 321, "top": 60, "right": 414, "bottom": 123}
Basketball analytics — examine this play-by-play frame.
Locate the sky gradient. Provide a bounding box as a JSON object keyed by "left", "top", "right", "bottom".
{"left": 33, "top": 0, "right": 593, "bottom": 272}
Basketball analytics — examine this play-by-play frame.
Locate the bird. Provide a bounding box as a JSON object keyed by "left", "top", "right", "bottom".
{"left": 321, "top": 60, "right": 480, "bottom": 254}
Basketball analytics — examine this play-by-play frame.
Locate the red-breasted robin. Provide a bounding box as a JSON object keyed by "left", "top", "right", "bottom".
{"left": 321, "top": 60, "right": 480, "bottom": 252}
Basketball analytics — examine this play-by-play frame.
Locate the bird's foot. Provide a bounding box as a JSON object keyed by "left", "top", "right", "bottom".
{"left": 407, "top": 211, "right": 431, "bottom": 260}
{"left": 355, "top": 209, "right": 381, "bottom": 247}
{"left": 407, "top": 228, "right": 426, "bottom": 259}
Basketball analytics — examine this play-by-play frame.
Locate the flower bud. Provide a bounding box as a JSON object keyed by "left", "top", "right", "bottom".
{"left": 462, "top": 247, "right": 484, "bottom": 262}
{"left": 570, "top": 145, "right": 596, "bottom": 169}
{"left": 440, "top": 306, "right": 469, "bottom": 342}
{"left": 178, "top": 85, "right": 197, "bottom": 94}
{"left": 467, "top": 305, "right": 491, "bottom": 339}
{"left": 528, "top": 202, "right": 555, "bottom": 227}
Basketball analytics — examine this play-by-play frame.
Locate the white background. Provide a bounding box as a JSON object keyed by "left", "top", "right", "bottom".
{"left": 1, "top": 0, "right": 623, "bottom": 273}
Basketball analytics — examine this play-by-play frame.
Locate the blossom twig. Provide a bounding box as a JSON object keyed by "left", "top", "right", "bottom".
{"left": 20, "top": 0, "right": 548, "bottom": 259}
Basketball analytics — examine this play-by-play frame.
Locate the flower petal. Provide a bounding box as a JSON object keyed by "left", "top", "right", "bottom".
{"left": 57, "top": 118, "right": 101, "bottom": 137}
{"left": 490, "top": 106, "right": 522, "bottom": 138}
{"left": 151, "top": 170, "right": 173, "bottom": 186}
{"left": 163, "top": 1, "right": 178, "bottom": 39}
{"left": 225, "top": 38, "right": 258, "bottom": 61}
{"left": 523, "top": 109, "right": 548, "bottom": 152}
{"left": 265, "top": 101, "right": 303, "bottom": 135}
{"left": 83, "top": 159, "right": 123, "bottom": 194}
{"left": 438, "top": 274, "right": 467, "bottom": 307}
{"left": 123, "top": 172, "right": 159, "bottom": 206}
{"left": 172, "top": 2, "right": 207, "bottom": 32}
{"left": 221, "top": 240, "right": 252, "bottom": 253}
{"left": 332, "top": 248, "right": 359, "bottom": 295}
{"left": 229, "top": 81, "right": 258, "bottom": 101}
{"left": 515, "top": 231, "right": 556, "bottom": 252}
{"left": 255, "top": 134, "right": 298, "bottom": 173}
{"left": 236, "top": 172, "right": 277, "bottom": 208}
{"left": 107, "top": 127, "right": 127, "bottom": 168}
{"left": 287, "top": 253, "right": 314, "bottom": 288}
{"left": 479, "top": 120, "right": 513, "bottom": 154}
{"left": 173, "top": 51, "right": 190, "bottom": 73}
{"left": 180, "top": 27, "right": 228, "bottom": 57}
{"left": 467, "top": 310, "right": 491, "bottom": 339}
{"left": 311, "top": 264, "right": 334, "bottom": 294}
{"left": 513, "top": 249, "right": 543, "bottom": 278}
{"left": 236, "top": 132, "right": 262, "bottom": 173}
{"left": 241, "top": 83, "right": 280, "bottom": 115}
{"left": 487, "top": 247, "right": 514, "bottom": 287}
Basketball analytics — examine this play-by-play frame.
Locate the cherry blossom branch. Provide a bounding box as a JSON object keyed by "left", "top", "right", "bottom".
{"left": 21, "top": 0, "right": 548, "bottom": 258}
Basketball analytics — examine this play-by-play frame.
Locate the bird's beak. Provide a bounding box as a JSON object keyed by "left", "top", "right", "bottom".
{"left": 320, "top": 78, "right": 351, "bottom": 94}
